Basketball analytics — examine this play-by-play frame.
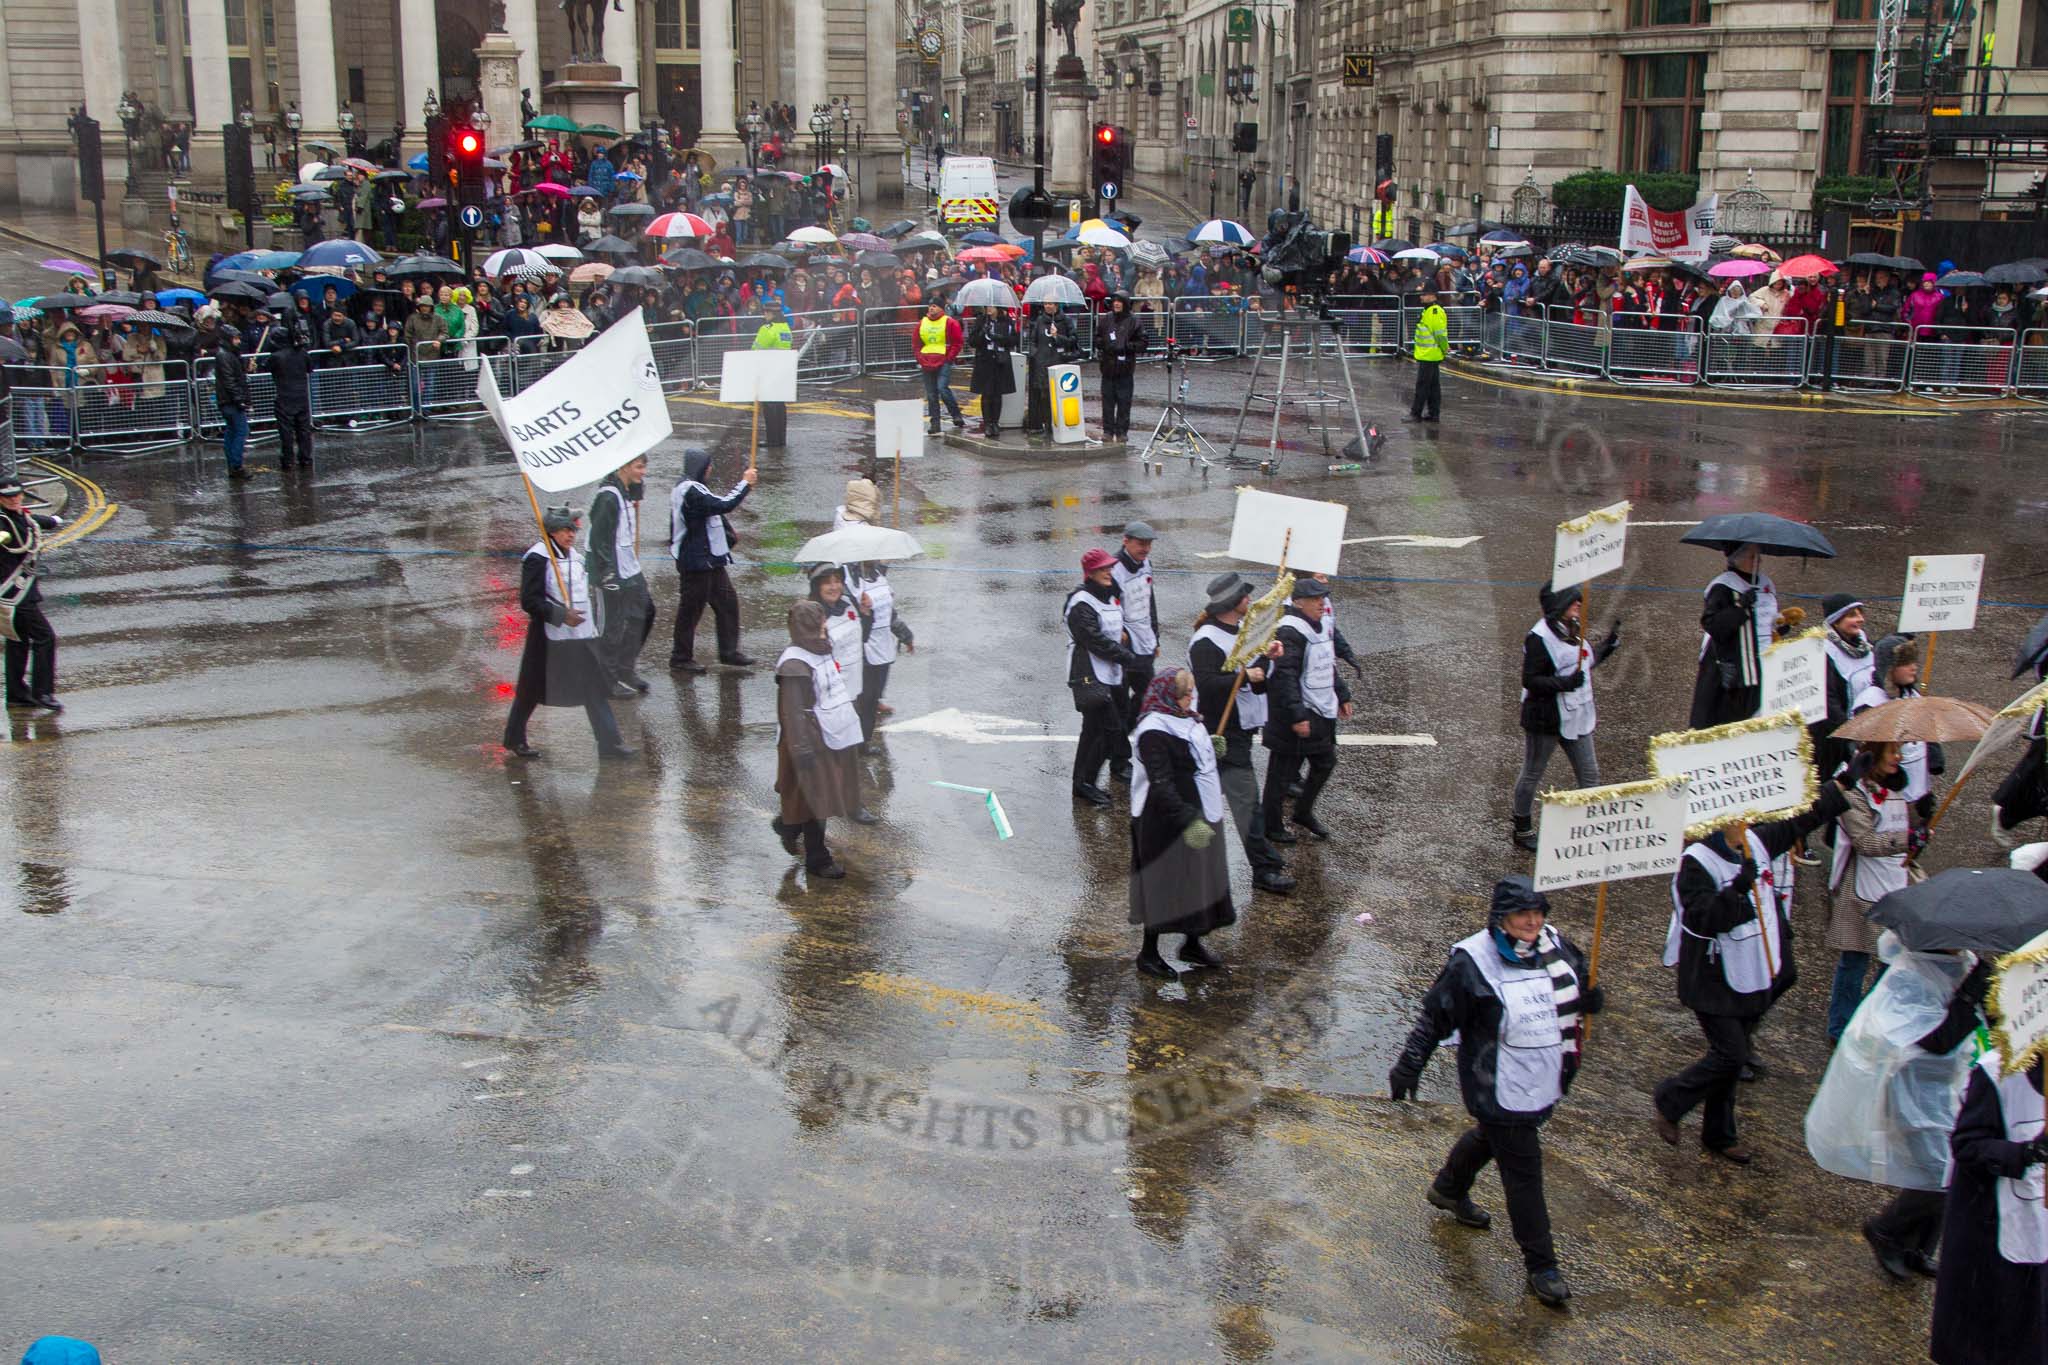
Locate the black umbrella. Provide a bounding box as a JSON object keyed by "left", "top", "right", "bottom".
{"left": 1443, "top": 220, "right": 1484, "bottom": 237}
{"left": 1936, "top": 270, "right": 1986, "bottom": 289}
{"left": 95, "top": 290, "right": 144, "bottom": 307}
{"left": 878, "top": 219, "right": 918, "bottom": 239}
{"left": 608, "top": 203, "right": 656, "bottom": 219}
{"left": 1887, "top": 255, "right": 1925, "bottom": 273}
{"left": 130, "top": 309, "right": 192, "bottom": 329}
{"left": 1497, "top": 243, "right": 1536, "bottom": 259}
{"left": 1372, "top": 238, "right": 1415, "bottom": 255}
{"left": 610, "top": 265, "right": 666, "bottom": 288}
{"left": 1869, "top": 868, "right": 2048, "bottom": 954}
{"left": 1680, "top": 512, "right": 1837, "bottom": 559}
{"left": 1844, "top": 252, "right": 1896, "bottom": 268}
{"left": 2015, "top": 612, "right": 2048, "bottom": 680}
{"left": 739, "top": 253, "right": 792, "bottom": 272}
{"left": 924, "top": 276, "right": 966, "bottom": 300}
{"left": 370, "top": 168, "right": 410, "bottom": 182}
{"left": 0, "top": 337, "right": 28, "bottom": 363}
{"left": 585, "top": 233, "right": 640, "bottom": 256}
{"left": 1111, "top": 211, "right": 1143, "bottom": 231}
{"left": 35, "top": 293, "right": 97, "bottom": 310}
{"left": 659, "top": 248, "right": 719, "bottom": 272}
{"left": 714, "top": 166, "right": 755, "bottom": 181}
{"left": 208, "top": 280, "right": 270, "bottom": 305}
{"left": 385, "top": 255, "right": 465, "bottom": 279}
{"left": 1985, "top": 261, "right": 2048, "bottom": 286}
{"left": 856, "top": 250, "right": 901, "bottom": 268}
{"left": 106, "top": 246, "right": 163, "bottom": 267}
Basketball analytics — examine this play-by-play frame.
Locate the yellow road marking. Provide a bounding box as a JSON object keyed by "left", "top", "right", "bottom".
{"left": 28, "top": 458, "right": 117, "bottom": 547}
{"left": 667, "top": 394, "right": 873, "bottom": 421}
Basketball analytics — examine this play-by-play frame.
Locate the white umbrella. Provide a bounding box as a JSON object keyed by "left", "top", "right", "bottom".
{"left": 297, "top": 161, "right": 329, "bottom": 185}
{"left": 795, "top": 525, "right": 924, "bottom": 564}
{"left": 534, "top": 243, "right": 585, "bottom": 262}
{"left": 484, "top": 247, "right": 558, "bottom": 278}
{"left": 1130, "top": 240, "right": 1170, "bottom": 268}
{"left": 1076, "top": 224, "right": 1132, "bottom": 249}
{"left": 1392, "top": 246, "right": 1441, "bottom": 262}
{"left": 1023, "top": 275, "right": 1085, "bottom": 305}
{"left": 900, "top": 231, "right": 950, "bottom": 252}
{"left": 786, "top": 225, "right": 839, "bottom": 245}
{"left": 955, "top": 278, "right": 1020, "bottom": 309}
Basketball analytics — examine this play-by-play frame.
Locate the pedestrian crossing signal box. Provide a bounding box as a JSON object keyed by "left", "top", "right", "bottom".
{"left": 1050, "top": 364, "right": 1085, "bottom": 444}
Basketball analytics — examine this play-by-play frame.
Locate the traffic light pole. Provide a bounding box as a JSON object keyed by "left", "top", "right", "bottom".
{"left": 1032, "top": 0, "right": 1047, "bottom": 266}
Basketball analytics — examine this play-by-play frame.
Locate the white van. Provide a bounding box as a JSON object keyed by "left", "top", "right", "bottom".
{"left": 938, "top": 156, "right": 1001, "bottom": 227}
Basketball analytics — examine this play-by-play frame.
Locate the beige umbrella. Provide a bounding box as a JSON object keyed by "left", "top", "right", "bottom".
{"left": 540, "top": 306, "right": 594, "bottom": 340}
{"left": 1835, "top": 695, "right": 1996, "bottom": 745}
{"left": 569, "top": 261, "right": 614, "bottom": 284}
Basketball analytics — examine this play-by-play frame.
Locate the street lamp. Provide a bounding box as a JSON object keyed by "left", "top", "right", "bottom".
{"left": 284, "top": 103, "right": 301, "bottom": 176}
{"left": 809, "top": 106, "right": 830, "bottom": 167}
{"left": 423, "top": 89, "right": 440, "bottom": 123}
{"left": 338, "top": 104, "right": 357, "bottom": 158}
{"left": 117, "top": 92, "right": 139, "bottom": 191}
{"left": 839, "top": 99, "right": 852, "bottom": 163}
{"left": 744, "top": 106, "right": 763, "bottom": 171}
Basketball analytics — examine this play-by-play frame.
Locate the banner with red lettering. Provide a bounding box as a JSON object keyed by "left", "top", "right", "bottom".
{"left": 1620, "top": 186, "right": 1718, "bottom": 264}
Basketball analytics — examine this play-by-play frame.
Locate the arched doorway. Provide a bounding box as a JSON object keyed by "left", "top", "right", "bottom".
{"left": 437, "top": 0, "right": 488, "bottom": 100}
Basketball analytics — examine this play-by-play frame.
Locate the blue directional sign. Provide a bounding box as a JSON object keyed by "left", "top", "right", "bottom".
{"left": 1099, "top": 181, "right": 1119, "bottom": 200}
{"left": 458, "top": 204, "right": 485, "bottom": 229}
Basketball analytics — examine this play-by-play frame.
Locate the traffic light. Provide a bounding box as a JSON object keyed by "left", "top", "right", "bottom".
{"left": 425, "top": 113, "right": 450, "bottom": 191}
{"left": 1375, "top": 132, "right": 1394, "bottom": 182}
{"left": 1376, "top": 178, "right": 1396, "bottom": 205}
{"left": 222, "top": 122, "right": 254, "bottom": 215}
{"left": 1091, "top": 123, "right": 1126, "bottom": 200}
{"left": 71, "top": 113, "right": 106, "bottom": 203}
{"left": 450, "top": 122, "right": 486, "bottom": 206}
{"left": 1008, "top": 184, "right": 1063, "bottom": 233}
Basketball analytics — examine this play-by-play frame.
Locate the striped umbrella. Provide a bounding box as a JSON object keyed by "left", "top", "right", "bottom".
{"left": 1186, "top": 219, "right": 1255, "bottom": 246}
{"left": 645, "top": 211, "right": 717, "bottom": 239}
{"left": 483, "top": 247, "right": 557, "bottom": 278}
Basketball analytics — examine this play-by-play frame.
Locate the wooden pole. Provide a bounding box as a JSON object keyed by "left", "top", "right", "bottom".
{"left": 749, "top": 399, "right": 761, "bottom": 474}
{"left": 518, "top": 469, "right": 572, "bottom": 604}
{"left": 1582, "top": 879, "right": 1609, "bottom": 1045}
{"left": 894, "top": 450, "right": 903, "bottom": 528}
{"left": 1731, "top": 818, "right": 1777, "bottom": 976}
{"left": 1922, "top": 630, "right": 1939, "bottom": 692}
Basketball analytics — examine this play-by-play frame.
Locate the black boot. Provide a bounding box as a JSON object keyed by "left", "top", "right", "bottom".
{"left": 1426, "top": 1183, "right": 1492, "bottom": 1230}
{"left": 1527, "top": 1269, "right": 1571, "bottom": 1308}
{"left": 1178, "top": 935, "right": 1224, "bottom": 969}
{"left": 1136, "top": 932, "right": 1177, "bottom": 979}
{"left": 1512, "top": 817, "right": 1538, "bottom": 851}
{"left": 1253, "top": 867, "right": 1296, "bottom": 895}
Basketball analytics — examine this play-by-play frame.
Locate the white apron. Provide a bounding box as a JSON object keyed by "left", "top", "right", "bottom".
{"left": 1983, "top": 1051, "right": 2048, "bottom": 1264}
{"left": 669, "top": 480, "right": 732, "bottom": 560}
{"left": 1129, "top": 711, "right": 1226, "bottom": 822}
{"left": 1454, "top": 928, "right": 1565, "bottom": 1114}
{"left": 1664, "top": 833, "right": 1781, "bottom": 995}
{"left": 1525, "top": 617, "right": 1595, "bottom": 739}
{"left": 531, "top": 541, "right": 599, "bottom": 641}
{"left": 1830, "top": 782, "right": 1910, "bottom": 904}
{"left": 1066, "top": 589, "right": 1125, "bottom": 686}
{"left": 597, "top": 484, "right": 642, "bottom": 580}
{"left": 1699, "top": 569, "right": 1777, "bottom": 690}
{"left": 1114, "top": 556, "right": 1157, "bottom": 654}
{"left": 1279, "top": 615, "right": 1337, "bottom": 719}
{"left": 852, "top": 570, "right": 898, "bottom": 667}
{"left": 776, "top": 644, "right": 864, "bottom": 751}
{"left": 820, "top": 599, "right": 865, "bottom": 700}
{"left": 1826, "top": 635, "right": 1876, "bottom": 709}
{"left": 1189, "top": 622, "right": 1267, "bottom": 730}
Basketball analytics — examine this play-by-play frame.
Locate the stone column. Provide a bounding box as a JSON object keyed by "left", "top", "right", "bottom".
{"left": 506, "top": 0, "right": 543, "bottom": 107}
{"left": 188, "top": 0, "right": 235, "bottom": 137}
{"left": 697, "top": 0, "right": 741, "bottom": 157}
{"left": 398, "top": 0, "right": 439, "bottom": 153}
{"left": 794, "top": 1, "right": 827, "bottom": 132}
{"left": 861, "top": 0, "right": 901, "bottom": 202}
{"left": 76, "top": 0, "right": 129, "bottom": 187}
{"left": 1049, "top": 76, "right": 1089, "bottom": 197}
{"left": 476, "top": 32, "right": 525, "bottom": 150}
{"left": 600, "top": 0, "right": 642, "bottom": 129}
{"left": 293, "top": 0, "right": 341, "bottom": 149}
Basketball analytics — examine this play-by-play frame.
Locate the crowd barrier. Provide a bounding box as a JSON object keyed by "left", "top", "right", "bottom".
{"left": 11, "top": 301, "right": 2042, "bottom": 454}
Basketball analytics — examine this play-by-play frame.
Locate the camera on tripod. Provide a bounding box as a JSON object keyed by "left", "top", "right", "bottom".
{"left": 1256, "top": 208, "right": 1352, "bottom": 299}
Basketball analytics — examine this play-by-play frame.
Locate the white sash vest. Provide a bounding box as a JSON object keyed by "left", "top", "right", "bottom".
{"left": 1280, "top": 615, "right": 1337, "bottom": 719}
{"left": 1129, "top": 711, "right": 1226, "bottom": 822}
{"left": 1982, "top": 1051, "right": 2048, "bottom": 1264}
{"left": 1114, "top": 557, "right": 1156, "bottom": 653}
{"left": 669, "top": 480, "right": 732, "bottom": 560}
{"left": 1526, "top": 617, "right": 1596, "bottom": 739}
{"left": 776, "top": 644, "right": 864, "bottom": 751}
{"left": 1830, "top": 780, "right": 1911, "bottom": 903}
{"left": 531, "top": 542, "right": 599, "bottom": 642}
{"left": 1066, "top": 589, "right": 1126, "bottom": 685}
{"left": 820, "top": 599, "right": 865, "bottom": 700}
{"left": 1699, "top": 569, "right": 1776, "bottom": 688}
{"left": 1665, "top": 833, "right": 1781, "bottom": 996}
{"left": 1826, "top": 635, "right": 1876, "bottom": 708}
{"left": 1190, "top": 622, "right": 1267, "bottom": 730}
{"left": 598, "top": 484, "right": 642, "bottom": 580}
{"left": 1454, "top": 928, "right": 1566, "bottom": 1114}
{"left": 851, "top": 569, "right": 897, "bottom": 666}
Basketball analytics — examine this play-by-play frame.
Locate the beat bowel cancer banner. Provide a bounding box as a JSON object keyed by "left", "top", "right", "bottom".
{"left": 479, "top": 308, "right": 674, "bottom": 494}
{"left": 1621, "top": 186, "right": 1718, "bottom": 265}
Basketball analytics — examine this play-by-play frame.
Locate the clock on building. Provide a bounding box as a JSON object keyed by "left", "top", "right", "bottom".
{"left": 919, "top": 27, "right": 944, "bottom": 57}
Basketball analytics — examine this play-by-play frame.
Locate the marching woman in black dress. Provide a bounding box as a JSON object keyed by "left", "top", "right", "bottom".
{"left": 1689, "top": 543, "right": 1779, "bottom": 729}
{"left": 1129, "top": 669, "right": 1236, "bottom": 979}
{"left": 1931, "top": 1049, "right": 2048, "bottom": 1365}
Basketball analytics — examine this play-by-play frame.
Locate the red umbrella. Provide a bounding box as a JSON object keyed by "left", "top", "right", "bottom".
{"left": 1775, "top": 253, "right": 1838, "bottom": 279}
{"left": 955, "top": 246, "right": 1011, "bottom": 264}
{"left": 645, "top": 211, "right": 716, "bottom": 239}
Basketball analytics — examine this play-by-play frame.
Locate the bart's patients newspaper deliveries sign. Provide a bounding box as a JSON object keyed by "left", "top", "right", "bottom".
{"left": 1620, "top": 186, "right": 1718, "bottom": 265}
{"left": 1761, "top": 631, "right": 1828, "bottom": 725}
{"left": 1534, "top": 778, "right": 1690, "bottom": 892}
{"left": 1993, "top": 928, "right": 2048, "bottom": 1078}
{"left": 1897, "top": 554, "right": 1985, "bottom": 633}
{"left": 1649, "top": 712, "right": 1814, "bottom": 834}
{"left": 478, "top": 308, "right": 673, "bottom": 493}
{"left": 1551, "top": 501, "right": 1630, "bottom": 592}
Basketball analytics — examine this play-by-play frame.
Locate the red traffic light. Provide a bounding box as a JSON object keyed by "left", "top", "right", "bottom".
{"left": 457, "top": 131, "right": 481, "bottom": 155}
{"left": 1096, "top": 125, "right": 1116, "bottom": 145}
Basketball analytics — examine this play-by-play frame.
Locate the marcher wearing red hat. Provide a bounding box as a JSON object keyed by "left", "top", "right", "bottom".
{"left": 1067, "top": 548, "right": 1144, "bottom": 805}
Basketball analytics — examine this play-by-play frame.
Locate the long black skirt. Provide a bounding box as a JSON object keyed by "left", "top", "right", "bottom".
{"left": 1128, "top": 814, "right": 1237, "bottom": 936}
{"left": 513, "top": 622, "right": 606, "bottom": 708}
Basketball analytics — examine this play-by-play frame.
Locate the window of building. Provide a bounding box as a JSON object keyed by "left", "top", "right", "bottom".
{"left": 260, "top": 0, "right": 274, "bottom": 48}
{"left": 1619, "top": 53, "right": 1706, "bottom": 172}
{"left": 1824, "top": 50, "right": 1874, "bottom": 175}
{"left": 1628, "top": 0, "right": 1709, "bottom": 24}
{"left": 688, "top": 0, "right": 700, "bottom": 49}
{"left": 656, "top": 0, "right": 682, "bottom": 49}
{"left": 348, "top": 67, "right": 366, "bottom": 104}
{"left": 223, "top": 0, "right": 246, "bottom": 47}
{"left": 1835, "top": 0, "right": 1875, "bottom": 19}
{"left": 152, "top": 0, "right": 166, "bottom": 44}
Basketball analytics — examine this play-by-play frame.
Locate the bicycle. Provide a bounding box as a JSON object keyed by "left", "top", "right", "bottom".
{"left": 163, "top": 215, "right": 193, "bottom": 275}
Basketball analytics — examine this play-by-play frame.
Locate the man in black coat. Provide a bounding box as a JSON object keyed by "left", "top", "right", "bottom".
{"left": 318, "top": 301, "right": 361, "bottom": 370}
{"left": 1095, "top": 291, "right": 1150, "bottom": 441}
{"left": 667, "top": 447, "right": 758, "bottom": 674}
{"left": 1652, "top": 781, "right": 1849, "bottom": 1161}
{"left": 1067, "top": 547, "right": 1143, "bottom": 806}
{"left": 0, "top": 477, "right": 65, "bottom": 711}
{"left": 1019, "top": 301, "right": 1076, "bottom": 436}
{"left": 265, "top": 312, "right": 315, "bottom": 470}
{"left": 1261, "top": 579, "right": 1352, "bottom": 844}
{"left": 212, "top": 326, "right": 253, "bottom": 482}
{"left": 1187, "top": 572, "right": 1293, "bottom": 894}
{"left": 966, "top": 306, "right": 1018, "bottom": 437}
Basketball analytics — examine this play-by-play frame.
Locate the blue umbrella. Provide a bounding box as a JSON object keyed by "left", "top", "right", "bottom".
{"left": 1186, "top": 219, "right": 1255, "bottom": 245}
{"left": 156, "top": 287, "right": 205, "bottom": 306}
{"left": 1425, "top": 242, "right": 1469, "bottom": 259}
{"left": 289, "top": 275, "right": 358, "bottom": 301}
{"left": 1481, "top": 229, "right": 1526, "bottom": 244}
{"left": 569, "top": 183, "right": 602, "bottom": 197}
{"left": 407, "top": 152, "right": 429, "bottom": 172}
{"left": 288, "top": 183, "right": 333, "bottom": 199}
{"left": 960, "top": 230, "right": 1002, "bottom": 245}
{"left": 299, "top": 239, "right": 383, "bottom": 269}
{"left": 243, "top": 249, "right": 302, "bottom": 271}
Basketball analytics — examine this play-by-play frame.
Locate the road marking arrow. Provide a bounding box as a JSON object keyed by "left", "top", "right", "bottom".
{"left": 1341, "top": 534, "right": 1484, "bottom": 549}
{"left": 883, "top": 707, "right": 1435, "bottom": 749}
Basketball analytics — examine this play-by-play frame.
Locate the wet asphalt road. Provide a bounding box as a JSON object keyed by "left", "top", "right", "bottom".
{"left": 4, "top": 239, "right": 2048, "bottom": 1360}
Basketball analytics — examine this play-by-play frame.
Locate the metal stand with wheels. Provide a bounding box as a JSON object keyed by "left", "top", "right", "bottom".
{"left": 1139, "top": 343, "right": 1218, "bottom": 470}
{"left": 1220, "top": 308, "right": 1381, "bottom": 472}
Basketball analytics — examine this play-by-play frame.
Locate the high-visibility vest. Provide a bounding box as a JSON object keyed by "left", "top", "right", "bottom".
{"left": 1412, "top": 305, "right": 1448, "bottom": 361}
{"left": 1372, "top": 205, "right": 1395, "bottom": 240}
{"left": 918, "top": 315, "right": 950, "bottom": 355}
{"left": 753, "top": 320, "right": 791, "bottom": 349}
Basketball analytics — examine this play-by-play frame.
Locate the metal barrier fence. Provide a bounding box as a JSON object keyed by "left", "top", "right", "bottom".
{"left": 1541, "top": 307, "right": 1606, "bottom": 374}
{"left": 1400, "top": 301, "right": 1488, "bottom": 358}
{"left": 193, "top": 355, "right": 280, "bottom": 442}
{"left": 1906, "top": 325, "right": 2021, "bottom": 397}
{"left": 646, "top": 320, "right": 696, "bottom": 393}
{"left": 1705, "top": 322, "right": 1810, "bottom": 389}
{"left": 2019, "top": 330, "right": 2048, "bottom": 399}
{"left": 1169, "top": 296, "right": 1250, "bottom": 359}
{"left": 45, "top": 360, "right": 195, "bottom": 451}
{"left": 1604, "top": 312, "right": 1702, "bottom": 386}
{"left": 415, "top": 336, "right": 514, "bottom": 420}
{"left": 859, "top": 306, "right": 926, "bottom": 376}
{"left": 309, "top": 345, "right": 414, "bottom": 428}
{"left": 1810, "top": 321, "right": 1911, "bottom": 392}
{"left": 1324, "top": 295, "right": 1404, "bottom": 357}
{"left": 690, "top": 317, "right": 754, "bottom": 389}
{"left": 793, "top": 308, "right": 864, "bottom": 382}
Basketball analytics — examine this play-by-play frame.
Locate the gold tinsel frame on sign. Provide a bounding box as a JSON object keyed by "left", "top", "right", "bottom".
{"left": 1554, "top": 499, "right": 1632, "bottom": 537}
{"left": 1987, "top": 930, "right": 2048, "bottom": 1079}
{"left": 1224, "top": 571, "right": 1297, "bottom": 672}
{"left": 1648, "top": 709, "right": 1819, "bottom": 841}
{"left": 1765, "top": 624, "right": 1828, "bottom": 658}
{"left": 1538, "top": 771, "right": 1690, "bottom": 807}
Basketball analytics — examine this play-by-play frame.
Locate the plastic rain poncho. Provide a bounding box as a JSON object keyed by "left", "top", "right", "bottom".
{"left": 1806, "top": 930, "right": 1980, "bottom": 1191}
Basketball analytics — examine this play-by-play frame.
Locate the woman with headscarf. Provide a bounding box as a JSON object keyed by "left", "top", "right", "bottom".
{"left": 1389, "top": 875, "right": 1602, "bottom": 1309}
{"left": 805, "top": 563, "right": 878, "bottom": 824}
{"left": 1128, "top": 668, "right": 1236, "bottom": 979}
{"left": 1824, "top": 740, "right": 1928, "bottom": 1041}
{"left": 502, "top": 504, "right": 632, "bottom": 761}
{"left": 1709, "top": 281, "right": 1761, "bottom": 335}
{"left": 1688, "top": 543, "right": 1777, "bottom": 729}
{"left": 1510, "top": 581, "right": 1621, "bottom": 851}
{"left": 773, "top": 600, "right": 863, "bottom": 878}
{"left": 966, "top": 304, "right": 1017, "bottom": 437}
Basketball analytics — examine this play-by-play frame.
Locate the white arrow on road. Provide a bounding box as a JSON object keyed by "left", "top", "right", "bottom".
{"left": 881, "top": 707, "right": 1434, "bottom": 748}
{"left": 1193, "top": 534, "right": 1481, "bottom": 559}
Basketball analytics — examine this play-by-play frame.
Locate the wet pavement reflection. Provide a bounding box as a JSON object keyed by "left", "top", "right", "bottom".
{"left": 2, "top": 301, "right": 2044, "bottom": 1358}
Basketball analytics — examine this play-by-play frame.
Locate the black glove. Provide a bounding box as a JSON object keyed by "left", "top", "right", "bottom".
{"left": 1739, "top": 588, "right": 1759, "bottom": 609}
{"left": 1730, "top": 858, "right": 1760, "bottom": 896}
{"left": 1959, "top": 959, "right": 1993, "bottom": 1009}
{"left": 2026, "top": 1134, "right": 2048, "bottom": 1168}
{"left": 1567, "top": 668, "right": 1590, "bottom": 691}
{"left": 1915, "top": 793, "right": 1937, "bottom": 824}
{"left": 1582, "top": 984, "right": 1606, "bottom": 1016}
{"left": 1388, "top": 1064, "right": 1421, "bottom": 1102}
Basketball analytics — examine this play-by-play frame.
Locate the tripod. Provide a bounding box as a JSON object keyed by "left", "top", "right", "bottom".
{"left": 1220, "top": 303, "right": 1380, "bottom": 471}
{"left": 1139, "top": 342, "right": 1218, "bottom": 468}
